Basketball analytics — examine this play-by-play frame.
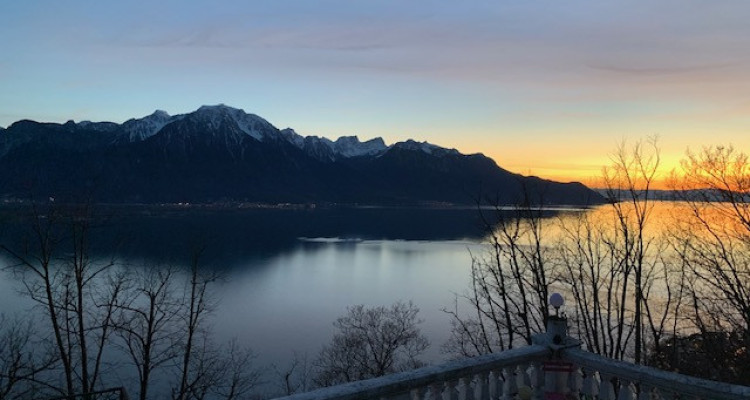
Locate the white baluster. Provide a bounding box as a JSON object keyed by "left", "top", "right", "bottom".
{"left": 428, "top": 382, "right": 443, "bottom": 400}
{"left": 488, "top": 370, "right": 499, "bottom": 399}
{"left": 599, "top": 373, "right": 615, "bottom": 400}
{"left": 637, "top": 383, "right": 652, "bottom": 400}
{"left": 457, "top": 377, "right": 469, "bottom": 400}
{"left": 444, "top": 380, "right": 459, "bottom": 400}
{"left": 531, "top": 362, "right": 544, "bottom": 400}
{"left": 543, "top": 361, "right": 554, "bottom": 394}
{"left": 501, "top": 367, "right": 517, "bottom": 400}
{"left": 474, "top": 374, "right": 487, "bottom": 400}
{"left": 520, "top": 363, "right": 532, "bottom": 387}
{"left": 593, "top": 371, "right": 602, "bottom": 398}
{"left": 515, "top": 362, "right": 532, "bottom": 400}
{"left": 617, "top": 379, "right": 633, "bottom": 400}
{"left": 581, "top": 368, "right": 594, "bottom": 399}
{"left": 569, "top": 366, "right": 582, "bottom": 395}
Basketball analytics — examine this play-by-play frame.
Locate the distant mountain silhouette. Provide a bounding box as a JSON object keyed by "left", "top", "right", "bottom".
{"left": 0, "top": 105, "right": 605, "bottom": 206}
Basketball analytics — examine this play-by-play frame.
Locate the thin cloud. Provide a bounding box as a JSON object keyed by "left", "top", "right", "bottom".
{"left": 587, "top": 62, "right": 737, "bottom": 77}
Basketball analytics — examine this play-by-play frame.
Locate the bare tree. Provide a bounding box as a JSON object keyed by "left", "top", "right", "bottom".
{"left": 1, "top": 204, "right": 262, "bottom": 399}
{"left": 555, "top": 211, "right": 634, "bottom": 360}
{"left": 601, "top": 138, "right": 662, "bottom": 363}
{"left": 0, "top": 314, "right": 59, "bottom": 399}
{"left": 555, "top": 206, "right": 681, "bottom": 362}
{"left": 168, "top": 335, "right": 259, "bottom": 400}
{"left": 176, "top": 335, "right": 223, "bottom": 400}
{"left": 444, "top": 196, "right": 551, "bottom": 357}
{"left": 272, "top": 352, "right": 312, "bottom": 397}
{"left": 670, "top": 145, "right": 750, "bottom": 335}
{"left": 114, "top": 267, "right": 182, "bottom": 400}
{"left": 314, "top": 301, "right": 429, "bottom": 387}
{"left": 1, "top": 203, "right": 73, "bottom": 396}
{"left": 210, "top": 339, "right": 261, "bottom": 400}
{"left": 172, "top": 248, "right": 221, "bottom": 400}
{"left": 445, "top": 139, "right": 675, "bottom": 365}
{"left": 1, "top": 202, "right": 122, "bottom": 397}
{"left": 653, "top": 145, "right": 750, "bottom": 381}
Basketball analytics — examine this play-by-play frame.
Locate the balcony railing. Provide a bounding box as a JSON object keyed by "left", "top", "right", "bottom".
{"left": 274, "top": 315, "right": 750, "bottom": 400}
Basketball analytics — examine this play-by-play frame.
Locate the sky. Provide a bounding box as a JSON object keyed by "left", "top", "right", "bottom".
{"left": 1, "top": 1, "right": 749, "bottom": 186}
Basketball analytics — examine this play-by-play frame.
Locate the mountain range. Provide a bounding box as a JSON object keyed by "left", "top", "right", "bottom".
{"left": 0, "top": 104, "right": 604, "bottom": 206}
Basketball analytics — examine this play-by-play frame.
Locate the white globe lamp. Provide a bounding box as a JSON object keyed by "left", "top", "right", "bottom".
{"left": 550, "top": 293, "right": 564, "bottom": 316}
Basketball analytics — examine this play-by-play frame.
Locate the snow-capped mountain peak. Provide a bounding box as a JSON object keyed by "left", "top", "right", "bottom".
{"left": 197, "top": 104, "right": 232, "bottom": 112}
{"left": 392, "top": 139, "right": 459, "bottom": 156}
{"left": 152, "top": 109, "right": 170, "bottom": 119}
{"left": 275, "top": 128, "right": 389, "bottom": 161}
{"left": 77, "top": 120, "right": 119, "bottom": 132}
{"left": 121, "top": 109, "right": 182, "bottom": 142}
{"left": 279, "top": 128, "right": 305, "bottom": 148}
{"left": 193, "top": 104, "right": 277, "bottom": 141}
{"left": 333, "top": 136, "right": 387, "bottom": 157}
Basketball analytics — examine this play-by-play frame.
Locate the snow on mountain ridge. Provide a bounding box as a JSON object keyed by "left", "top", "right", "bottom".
{"left": 278, "top": 129, "right": 389, "bottom": 160}
{"left": 9, "top": 104, "right": 459, "bottom": 160}
{"left": 116, "top": 105, "right": 458, "bottom": 160}
{"left": 152, "top": 109, "right": 170, "bottom": 119}
{"left": 301, "top": 135, "right": 337, "bottom": 162}
{"left": 392, "top": 139, "right": 459, "bottom": 156}
{"left": 194, "top": 104, "right": 279, "bottom": 141}
{"left": 121, "top": 110, "right": 183, "bottom": 142}
{"left": 333, "top": 136, "right": 387, "bottom": 157}
{"left": 279, "top": 128, "right": 305, "bottom": 148}
{"left": 115, "top": 104, "right": 273, "bottom": 143}
{"left": 276, "top": 126, "right": 457, "bottom": 160}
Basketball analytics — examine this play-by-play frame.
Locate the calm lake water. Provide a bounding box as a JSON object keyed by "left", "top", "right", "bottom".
{"left": 211, "top": 238, "right": 481, "bottom": 365}
{"left": 0, "top": 205, "right": 595, "bottom": 393}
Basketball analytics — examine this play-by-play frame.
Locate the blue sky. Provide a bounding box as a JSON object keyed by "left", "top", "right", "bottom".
{"left": 2, "top": 1, "right": 749, "bottom": 183}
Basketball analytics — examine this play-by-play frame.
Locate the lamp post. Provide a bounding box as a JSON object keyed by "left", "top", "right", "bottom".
{"left": 550, "top": 293, "right": 564, "bottom": 317}
{"left": 538, "top": 293, "right": 577, "bottom": 400}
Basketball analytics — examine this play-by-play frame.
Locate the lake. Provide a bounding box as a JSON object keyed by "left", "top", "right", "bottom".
{"left": 0, "top": 204, "right": 599, "bottom": 395}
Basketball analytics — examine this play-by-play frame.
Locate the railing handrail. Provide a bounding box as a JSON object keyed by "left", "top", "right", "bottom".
{"left": 273, "top": 303, "right": 750, "bottom": 400}
{"left": 562, "top": 347, "right": 750, "bottom": 400}
{"left": 276, "top": 345, "right": 551, "bottom": 400}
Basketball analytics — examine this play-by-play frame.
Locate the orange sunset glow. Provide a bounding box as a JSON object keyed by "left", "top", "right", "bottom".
{"left": 2, "top": 2, "right": 749, "bottom": 188}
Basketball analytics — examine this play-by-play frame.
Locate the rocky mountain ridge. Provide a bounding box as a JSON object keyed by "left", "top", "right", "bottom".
{"left": 0, "top": 105, "right": 605, "bottom": 206}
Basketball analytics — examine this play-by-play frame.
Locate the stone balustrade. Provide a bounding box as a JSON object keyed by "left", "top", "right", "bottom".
{"left": 274, "top": 315, "right": 750, "bottom": 400}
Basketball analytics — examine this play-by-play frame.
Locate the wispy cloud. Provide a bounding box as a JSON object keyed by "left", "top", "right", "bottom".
{"left": 587, "top": 62, "right": 737, "bottom": 77}
{"left": 3, "top": 0, "right": 750, "bottom": 182}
